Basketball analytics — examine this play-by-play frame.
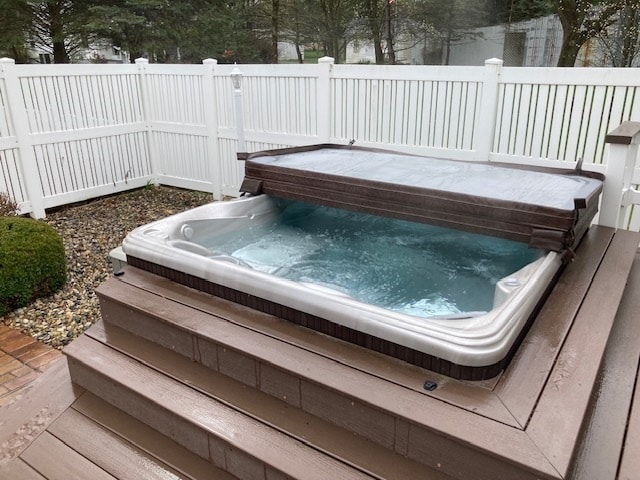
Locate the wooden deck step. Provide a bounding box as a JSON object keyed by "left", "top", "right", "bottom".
{"left": 92, "top": 268, "right": 563, "bottom": 480}
{"left": 3, "top": 388, "right": 236, "bottom": 480}
{"left": 84, "top": 320, "right": 449, "bottom": 480}
{"left": 64, "top": 333, "right": 440, "bottom": 480}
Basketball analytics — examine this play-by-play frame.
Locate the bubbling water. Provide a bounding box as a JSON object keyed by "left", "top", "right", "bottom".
{"left": 205, "top": 198, "right": 543, "bottom": 318}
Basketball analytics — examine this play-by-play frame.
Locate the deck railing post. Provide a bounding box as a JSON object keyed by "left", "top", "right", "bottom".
{"left": 599, "top": 121, "right": 640, "bottom": 229}
{"left": 202, "top": 58, "right": 221, "bottom": 200}
{"left": 135, "top": 57, "right": 159, "bottom": 185}
{"left": 0, "top": 58, "right": 46, "bottom": 218}
{"left": 476, "top": 58, "right": 503, "bottom": 161}
{"left": 317, "top": 56, "right": 334, "bottom": 143}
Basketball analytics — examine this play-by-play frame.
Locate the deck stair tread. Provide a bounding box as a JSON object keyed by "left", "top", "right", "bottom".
{"left": 1, "top": 387, "right": 238, "bottom": 480}
{"left": 99, "top": 267, "right": 518, "bottom": 425}
{"left": 93, "top": 269, "right": 565, "bottom": 480}
{"left": 10, "top": 408, "right": 234, "bottom": 480}
{"left": 68, "top": 392, "right": 238, "bottom": 480}
{"left": 65, "top": 333, "right": 429, "bottom": 480}
{"left": 84, "top": 320, "right": 448, "bottom": 480}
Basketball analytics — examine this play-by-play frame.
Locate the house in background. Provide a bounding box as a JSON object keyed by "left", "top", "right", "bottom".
{"left": 81, "top": 43, "right": 130, "bottom": 64}
{"left": 30, "top": 42, "right": 130, "bottom": 64}
{"left": 347, "top": 12, "right": 640, "bottom": 67}
{"left": 444, "top": 15, "right": 563, "bottom": 67}
{"left": 345, "top": 15, "right": 563, "bottom": 66}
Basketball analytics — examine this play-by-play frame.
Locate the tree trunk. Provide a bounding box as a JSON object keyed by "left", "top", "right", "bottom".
{"left": 374, "top": 33, "right": 384, "bottom": 64}
{"left": 385, "top": 0, "right": 395, "bottom": 64}
{"left": 443, "top": 1, "right": 454, "bottom": 65}
{"left": 48, "top": 2, "right": 70, "bottom": 63}
{"left": 295, "top": 43, "right": 303, "bottom": 63}
{"left": 621, "top": 6, "right": 639, "bottom": 67}
{"left": 52, "top": 39, "right": 69, "bottom": 63}
{"left": 271, "top": 0, "right": 280, "bottom": 63}
{"left": 293, "top": 0, "right": 304, "bottom": 64}
{"left": 557, "top": 29, "right": 581, "bottom": 66}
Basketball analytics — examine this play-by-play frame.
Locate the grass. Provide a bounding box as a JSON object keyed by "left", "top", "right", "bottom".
{"left": 279, "top": 49, "right": 325, "bottom": 64}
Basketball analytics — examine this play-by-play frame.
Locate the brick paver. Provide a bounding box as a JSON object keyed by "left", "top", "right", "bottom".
{"left": 0, "top": 324, "right": 62, "bottom": 407}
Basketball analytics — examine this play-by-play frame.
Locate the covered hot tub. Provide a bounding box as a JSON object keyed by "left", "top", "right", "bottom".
{"left": 123, "top": 145, "right": 604, "bottom": 379}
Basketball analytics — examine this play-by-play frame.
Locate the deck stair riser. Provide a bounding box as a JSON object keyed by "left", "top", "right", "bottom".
{"left": 86, "top": 270, "right": 559, "bottom": 480}
{"left": 65, "top": 334, "right": 379, "bottom": 480}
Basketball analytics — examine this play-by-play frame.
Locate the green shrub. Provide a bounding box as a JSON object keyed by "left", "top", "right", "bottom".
{"left": 0, "top": 217, "right": 67, "bottom": 316}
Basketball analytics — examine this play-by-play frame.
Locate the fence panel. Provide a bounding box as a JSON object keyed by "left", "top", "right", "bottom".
{"left": 1, "top": 60, "right": 639, "bottom": 229}
{"left": 0, "top": 72, "right": 28, "bottom": 208}
{"left": 20, "top": 70, "right": 142, "bottom": 133}
{"left": 8, "top": 64, "right": 151, "bottom": 212}
{"left": 330, "top": 65, "right": 484, "bottom": 159}
{"left": 212, "top": 63, "right": 325, "bottom": 195}
{"left": 0, "top": 148, "right": 27, "bottom": 206}
{"left": 495, "top": 68, "right": 640, "bottom": 166}
{"left": 143, "top": 64, "right": 214, "bottom": 193}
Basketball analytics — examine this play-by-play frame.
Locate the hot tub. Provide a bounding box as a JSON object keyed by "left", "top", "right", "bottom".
{"left": 123, "top": 145, "right": 604, "bottom": 379}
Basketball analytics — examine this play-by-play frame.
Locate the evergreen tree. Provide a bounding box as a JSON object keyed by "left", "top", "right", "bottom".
{"left": 0, "top": 0, "right": 33, "bottom": 62}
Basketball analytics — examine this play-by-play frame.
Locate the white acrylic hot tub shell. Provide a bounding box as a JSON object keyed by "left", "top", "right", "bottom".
{"left": 122, "top": 195, "right": 563, "bottom": 367}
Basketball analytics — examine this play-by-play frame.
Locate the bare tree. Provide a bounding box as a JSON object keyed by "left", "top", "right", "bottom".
{"left": 594, "top": 1, "right": 640, "bottom": 66}
{"left": 555, "top": 0, "right": 627, "bottom": 66}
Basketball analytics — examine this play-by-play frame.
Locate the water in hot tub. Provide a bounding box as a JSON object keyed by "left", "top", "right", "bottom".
{"left": 205, "top": 199, "right": 544, "bottom": 318}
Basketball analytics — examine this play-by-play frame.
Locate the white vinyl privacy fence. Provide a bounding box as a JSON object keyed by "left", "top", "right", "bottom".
{"left": 1, "top": 57, "right": 640, "bottom": 229}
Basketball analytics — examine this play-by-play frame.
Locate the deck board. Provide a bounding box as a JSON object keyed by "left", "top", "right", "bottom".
{"left": 526, "top": 228, "right": 640, "bottom": 477}
{"left": 0, "top": 459, "right": 46, "bottom": 480}
{"left": 0, "top": 357, "right": 83, "bottom": 464}
{"left": 569, "top": 252, "right": 640, "bottom": 479}
{"left": 48, "top": 407, "right": 188, "bottom": 480}
{"left": 617, "top": 358, "right": 640, "bottom": 480}
{"left": 20, "top": 431, "right": 117, "bottom": 480}
{"left": 495, "top": 226, "right": 615, "bottom": 426}
{"left": 71, "top": 392, "right": 237, "bottom": 480}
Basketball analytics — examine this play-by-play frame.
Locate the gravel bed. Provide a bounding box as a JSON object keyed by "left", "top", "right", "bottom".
{"left": 1, "top": 186, "right": 213, "bottom": 348}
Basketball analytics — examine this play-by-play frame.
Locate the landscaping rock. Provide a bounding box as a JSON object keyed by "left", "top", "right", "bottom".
{"left": 0, "top": 186, "right": 212, "bottom": 348}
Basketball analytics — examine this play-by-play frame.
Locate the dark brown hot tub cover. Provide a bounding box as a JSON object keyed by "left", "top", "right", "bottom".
{"left": 240, "top": 144, "right": 604, "bottom": 252}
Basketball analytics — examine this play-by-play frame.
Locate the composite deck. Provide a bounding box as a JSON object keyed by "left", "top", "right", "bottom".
{"left": 0, "top": 225, "right": 639, "bottom": 479}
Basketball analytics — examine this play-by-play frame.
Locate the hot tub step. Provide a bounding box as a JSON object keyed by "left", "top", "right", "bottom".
{"left": 64, "top": 334, "right": 399, "bottom": 480}
{"left": 77, "top": 320, "right": 447, "bottom": 480}
{"left": 93, "top": 267, "right": 557, "bottom": 480}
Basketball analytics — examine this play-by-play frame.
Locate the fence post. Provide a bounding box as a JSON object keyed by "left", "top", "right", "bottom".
{"left": 317, "top": 56, "right": 334, "bottom": 143}
{"left": 0, "top": 58, "right": 46, "bottom": 218}
{"left": 202, "top": 58, "right": 221, "bottom": 200}
{"left": 475, "top": 58, "right": 503, "bottom": 161}
{"left": 135, "top": 58, "right": 159, "bottom": 185}
{"left": 599, "top": 122, "right": 640, "bottom": 229}
{"left": 230, "top": 67, "right": 246, "bottom": 155}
